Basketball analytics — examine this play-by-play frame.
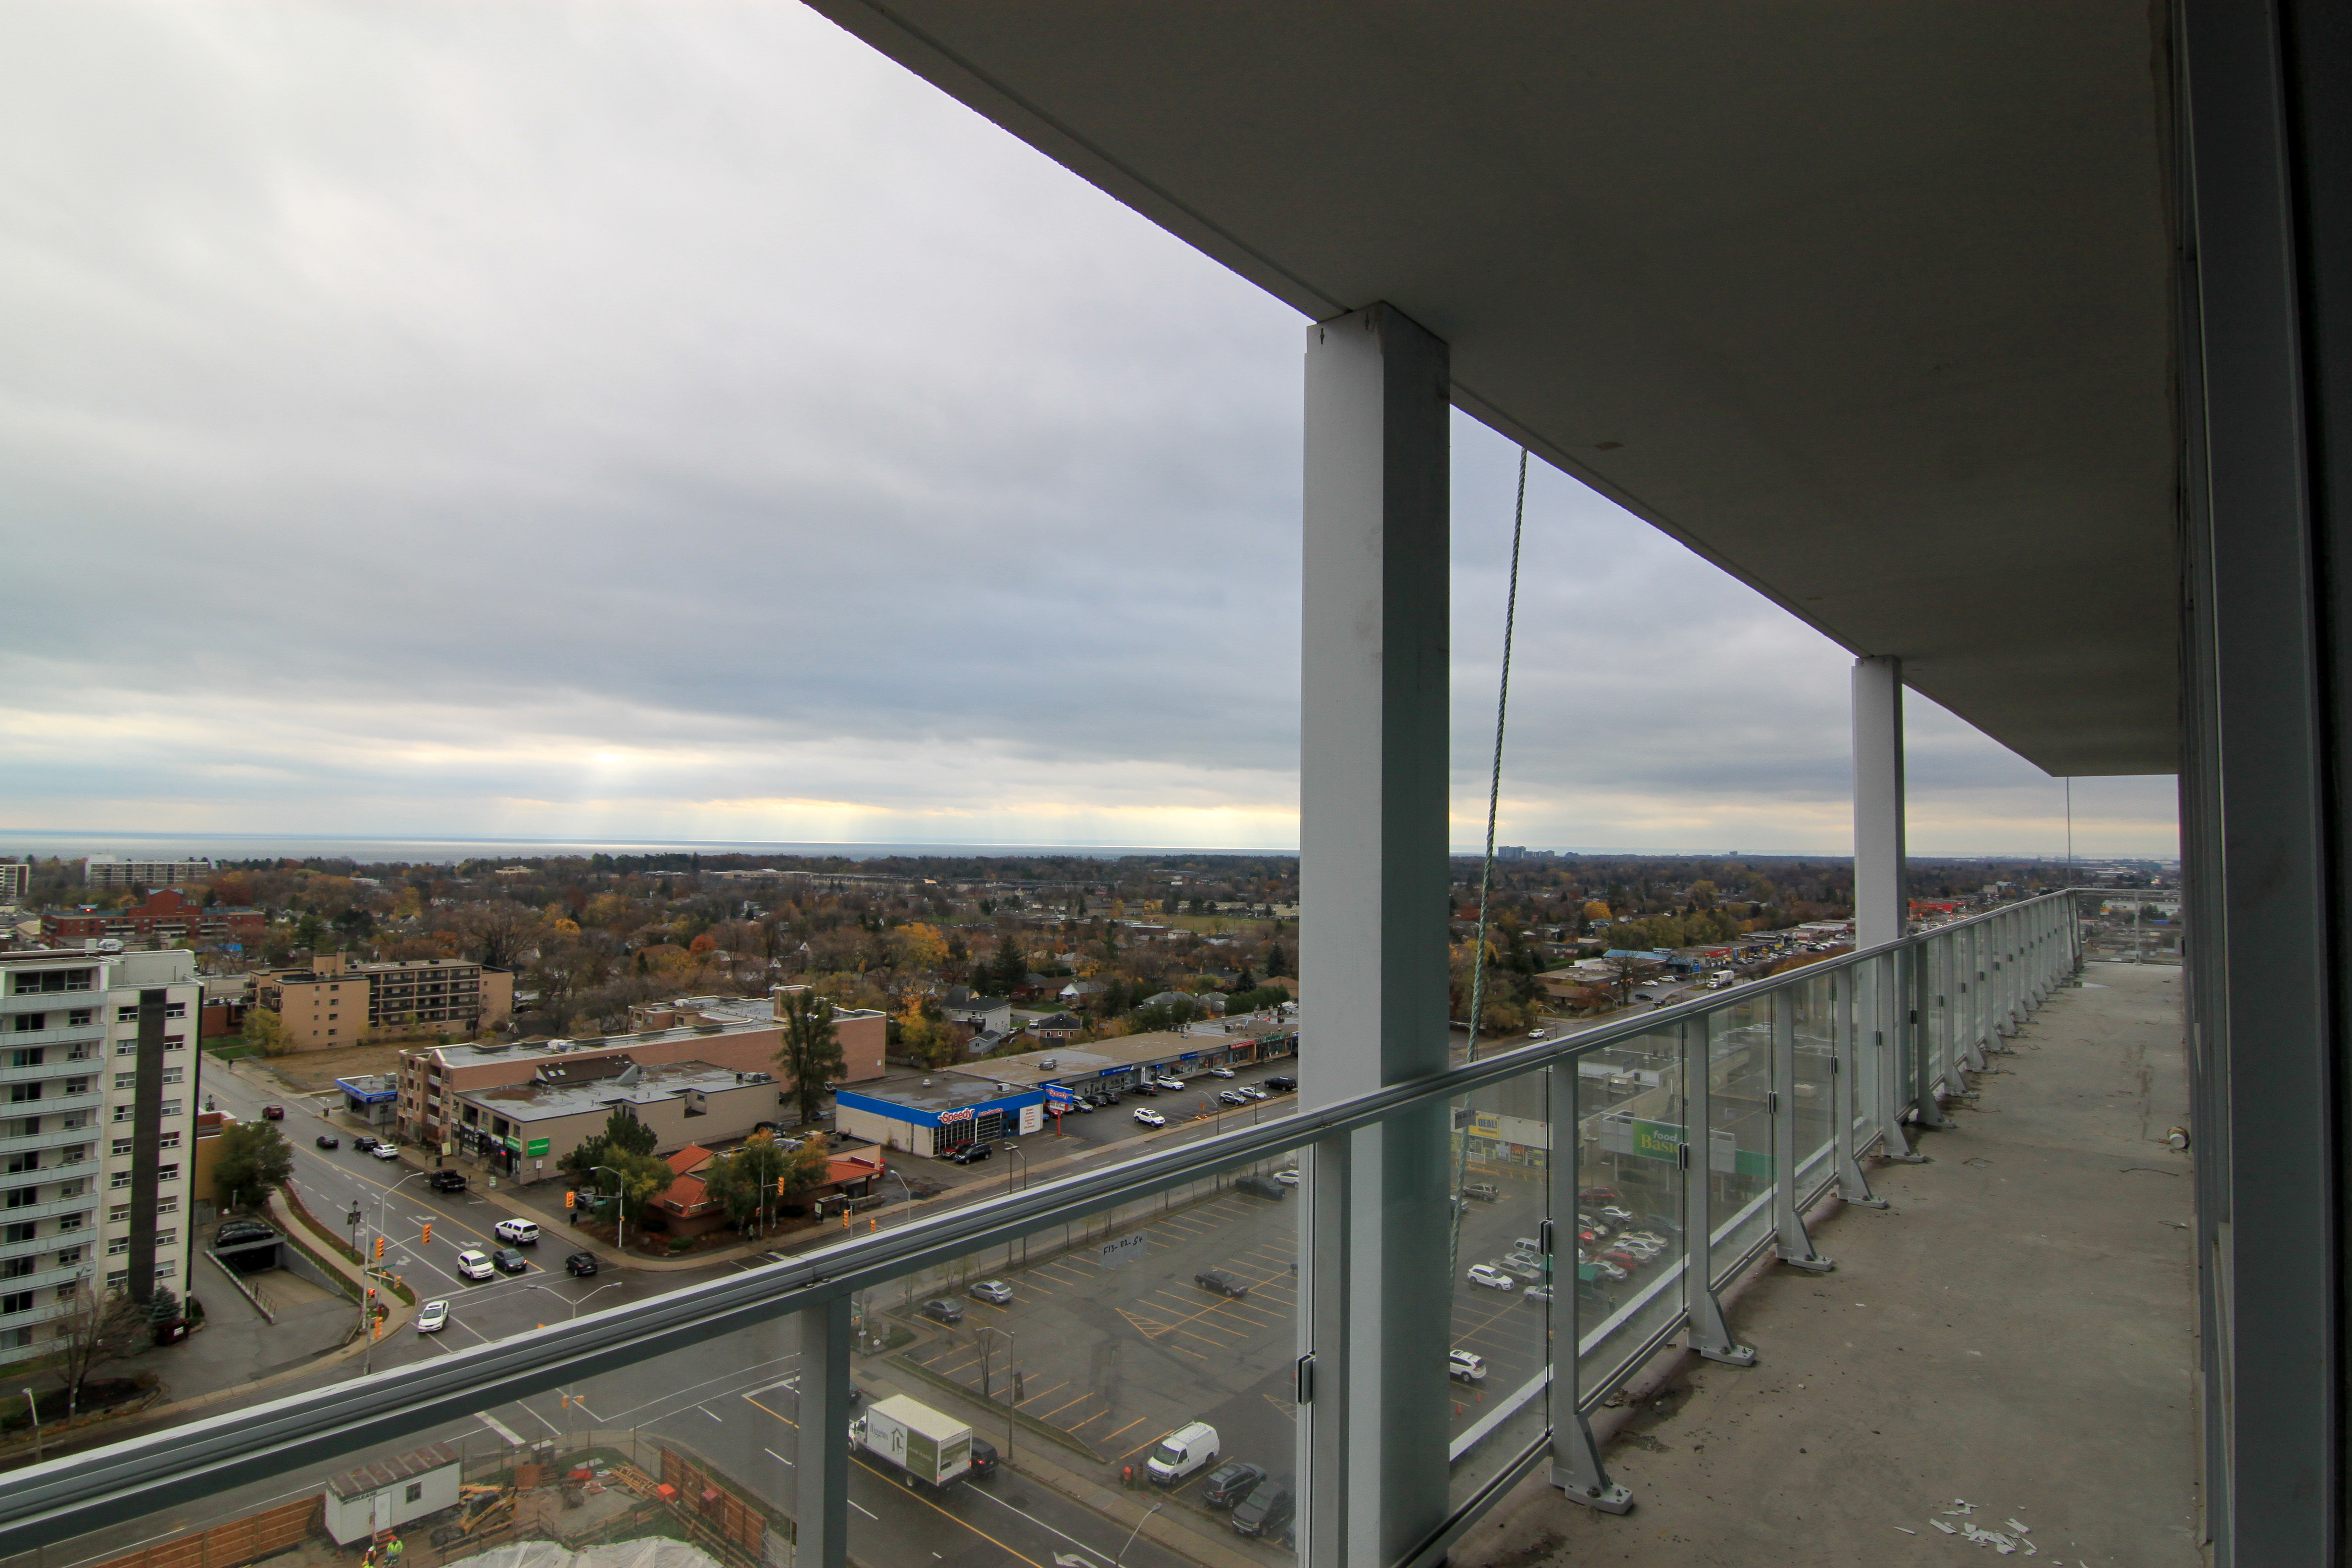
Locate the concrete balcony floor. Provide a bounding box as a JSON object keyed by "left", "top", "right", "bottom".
{"left": 1463, "top": 962, "right": 2199, "bottom": 1568}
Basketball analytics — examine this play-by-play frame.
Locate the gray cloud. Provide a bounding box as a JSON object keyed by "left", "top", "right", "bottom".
{"left": 0, "top": 3, "right": 2177, "bottom": 857}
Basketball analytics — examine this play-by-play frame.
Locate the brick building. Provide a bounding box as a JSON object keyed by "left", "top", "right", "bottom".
{"left": 43, "top": 890, "right": 263, "bottom": 952}
{"left": 250, "top": 953, "right": 513, "bottom": 1050}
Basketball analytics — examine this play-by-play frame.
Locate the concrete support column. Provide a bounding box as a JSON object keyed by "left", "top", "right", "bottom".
{"left": 795, "top": 1294, "right": 852, "bottom": 1568}
{"left": 1851, "top": 656, "right": 1908, "bottom": 951}
{"left": 1297, "top": 301, "right": 1452, "bottom": 1568}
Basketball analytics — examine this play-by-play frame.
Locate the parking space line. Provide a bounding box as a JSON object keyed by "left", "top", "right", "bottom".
{"left": 1103, "top": 1416, "right": 1147, "bottom": 1443}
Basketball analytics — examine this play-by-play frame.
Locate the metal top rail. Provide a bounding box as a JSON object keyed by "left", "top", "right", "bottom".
{"left": 0, "top": 889, "right": 2077, "bottom": 1551}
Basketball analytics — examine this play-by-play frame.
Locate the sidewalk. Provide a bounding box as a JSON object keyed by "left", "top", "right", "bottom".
{"left": 1456, "top": 962, "right": 2201, "bottom": 1568}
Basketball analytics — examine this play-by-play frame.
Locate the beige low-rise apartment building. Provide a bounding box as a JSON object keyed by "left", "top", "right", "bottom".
{"left": 396, "top": 987, "right": 885, "bottom": 1166}
{"left": 250, "top": 954, "right": 513, "bottom": 1049}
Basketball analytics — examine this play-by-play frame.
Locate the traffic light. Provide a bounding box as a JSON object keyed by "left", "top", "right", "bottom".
{"left": 420, "top": 1222, "right": 432, "bottom": 1246}
{"left": 776, "top": 1176, "right": 787, "bottom": 1196}
{"left": 565, "top": 1189, "right": 577, "bottom": 1210}
{"left": 374, "top": 1235, "right": 386, "bottom": 1262}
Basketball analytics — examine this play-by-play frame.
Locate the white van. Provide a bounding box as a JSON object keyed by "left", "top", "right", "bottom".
{"left": 1144, "top": 1421, "right": 1219, "bottom": 1485}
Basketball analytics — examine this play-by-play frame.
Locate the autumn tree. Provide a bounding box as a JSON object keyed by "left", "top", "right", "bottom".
{"left": 212, "top": 1122, "right": 295, "bottom": 1211}
{"left": 463, "top": 900, "right": 543, "bottom": 970}
{"left": 242, "top": 1007, "right": 292, "bottom": 1057}
{"left": 776, "top": 989, "right": 845, "bottom": 1127}
{"left": 895, "top": 923, "right": 950, "bottom": 973}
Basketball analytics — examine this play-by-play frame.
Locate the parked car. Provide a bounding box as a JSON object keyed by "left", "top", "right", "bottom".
{"left": 966, "top": 1436, "right": 999, "bottom": 1480}
{"left": 1233, "top": 1175, "right": 1287, "bottom": 1200}
{"left": 565, "top": 1251, "right": 599, "bottom": 1276}
{"left": 1133, "top": 1108, "right": 1166, "bottom": 1128}
{"left": 1230, "top": 1474, "right": 1295, "bottom": 1537}
{"left": 353, "top": 1135, "right": 380, "bottom": 1153}
{"left": 1461, "top": 1182, "right": 1500, "bottom": 1202}
{"left": 1577, "top": 1186, "right": 1622, "bottom": 1204}
{"left": 1599, "top": 1205, "right": 1636, "bottom": 1225}
{"left": 315, "top": 1134, "right": 340, "bottom": 1149}
{"left": 1144, "top": 1421, "right": 1219, "bottom": 1485}
{"left": 1466, "top": 1264, "right": 1516, "bottom": 1291}
{"left": 1199, "top": 1460, "right": 1267, "bottom": 1511}
{"left": 429, "top": 1169, "right": 468, "bottom": 1192}
{"left": 455, "top": 1250, "right": 495, "bottom": 1281}
{"left": 1154, "top": 1077, "right": 1186, "bottom": 1092}
{"left": 1240, "top": 1084, "right": 1269, "bottom": 1101}
{"left": 920, "top": 1298, "right": 965, "bottom": 1325}
{"left": 216, "top": 1219, "right": 277, "bottom": 1247}
{"left": 1523, "top": 1284, "right": 1556, "bottom": 1304}
{"left": 370, "top": 1142, "right": 400, "bottom": 1161}
{"left": 1069, "top": 1097, "right": 1095, "bottom": 1113}
{"left": 1218, "top": 1090, "right": 1249, "bottom": 1107}
{"left": 1447, "top": 1349, "right": 1489, "bottom": 1382}
{"left": 1263, "top": 1076, "right": 1296, "bottom": 1092}
{"left": 494, "top": 1219, "right": 540, "bottom": 1245}
{"left": 1128, "top": 1082, "right": 1157, "bottom": 1096}
{"left": 1274, "top": 1169, "right": 1300, "bottom": 1186}
{"left": 1194, "top": 1269, "right": 1249, "bottom": 1298}
{"left": 1206, "top": 1066, "right": 1235, "bottom": 1079}
{"left": 949, "top": 1142, "right": 992, "bottom": 1165}
{"left": 262, "top": 1105, "right": 285, "bottom": 1121}
{"left": 969, "top": 1278, "right": 1014, "bottom": 1305}
{"left": 1513, "top": 1235, "right": 1544, "bottom": 1255}
{"left": 415, "top": 1299, "right": 449, "bottom": 1334}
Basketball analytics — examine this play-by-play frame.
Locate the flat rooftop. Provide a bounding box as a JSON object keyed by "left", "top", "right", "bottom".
{"left": 839, "top": 1074, "right": 1040, "bottom": 1116}
{"left": 462, "top": 1060, "right": 767, "bottom": 1122}
{"left": 946, "top": 1022, "right": 1296, "bottom": 1089}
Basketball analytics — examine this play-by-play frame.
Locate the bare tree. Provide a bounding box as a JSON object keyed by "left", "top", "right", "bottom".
{"left": 463, "top": 900, "right": 543, "bottom": 971}
{"left": 53, "top": 1279, "right": 147, "bottom": 1416}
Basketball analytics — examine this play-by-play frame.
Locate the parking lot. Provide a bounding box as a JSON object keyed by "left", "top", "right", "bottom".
{"left": 879, "top": 1144, "right": 1564, "bottom": 1526}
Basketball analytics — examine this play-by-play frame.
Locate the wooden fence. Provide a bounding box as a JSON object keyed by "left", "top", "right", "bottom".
{"left": 80, "top": 1498, "right": 316, "bottom": 1568}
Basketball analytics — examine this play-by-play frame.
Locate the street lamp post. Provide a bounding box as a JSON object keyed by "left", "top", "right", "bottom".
{"left": 353, "top": 1168, "right": 432, "bottom": 1375}
{"left": 591, "top": 1165, "right": 630, "bottom": 1255}
{"left": 1117, "top": 1500, "right": 1163, "bottom": 1566}
{"left": 523, "top": 1281, "right": 627, "bottom": 1449}
{"left": 1002, "top": 1145, "right": 1027, "bottom": 1269}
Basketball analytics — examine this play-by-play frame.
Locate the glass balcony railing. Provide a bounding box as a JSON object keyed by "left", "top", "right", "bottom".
{"left": 0, "top": 893, "right": 2080, "bottom": 1568}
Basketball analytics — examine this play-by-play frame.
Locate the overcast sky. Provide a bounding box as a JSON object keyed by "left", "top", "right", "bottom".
{"left": 0, "top": 3, "right": 2179, "bottom": 859}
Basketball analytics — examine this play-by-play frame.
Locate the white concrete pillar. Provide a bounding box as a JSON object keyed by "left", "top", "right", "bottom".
{"left": 1852, "top": 655, "right": 1908, "bottom": 950}
{"left": 1297, "top": 301, "right": 1451, "bottom": 1568}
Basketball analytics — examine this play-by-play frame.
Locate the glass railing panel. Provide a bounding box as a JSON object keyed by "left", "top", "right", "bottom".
{"left": 1789, "top": 973, "right": 1835, "bottom": 1196}
{"left": 1447, "top": 1055, "right": 1557, "bottom": 1514}
{"left": 848, "top": 1139, "right": 1304, "bottom": 1567}
{"left": 1576, "top": 1028, "right": 1687, "bottom": 1399}
{"left": 0, "top": 1310, "right": 804, "bottom": 1568}
{"left": 1705, "top": 999, "right": 1774, "bottom": 1286}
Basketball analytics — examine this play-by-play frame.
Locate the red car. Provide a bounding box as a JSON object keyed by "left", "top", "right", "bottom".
{"left": 1598, "top": 1247, "right": 1643, "bottom": 1273}
{"left": 262, "top": 1105, "right": 286, "bottom": 1121}
{"left": 1576, "top": 1186, "right": 1620, "bottom": 1204}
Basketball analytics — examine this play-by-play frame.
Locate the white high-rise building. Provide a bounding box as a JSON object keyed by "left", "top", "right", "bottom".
{"left": 0, "top": 947, "right": 199, "bottom": 1362}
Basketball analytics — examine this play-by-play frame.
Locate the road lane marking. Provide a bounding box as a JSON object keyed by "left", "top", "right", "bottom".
{"left": 477, "top": 1412, "right": 525, "bottom": 1444}
{"left": 764, "top": 1447, "right": 794, "bottom": 1468}
{"left": 963, "top": 1483, "right": 1121, "bottom": 1568}
{"left": 741, "top": 1393, "right": 798, "bottom": 1429}
{"left": 701, "top": 1407, "right": 723, "bottom": 1422}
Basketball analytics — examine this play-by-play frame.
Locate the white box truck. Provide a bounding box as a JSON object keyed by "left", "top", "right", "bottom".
{"left": 855, "top": 1395, "right": 974, "bottom": 1488}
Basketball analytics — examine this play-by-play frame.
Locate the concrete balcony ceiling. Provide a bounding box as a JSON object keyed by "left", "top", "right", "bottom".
{"left": 807, "top": 1, "right": 2177, "bottom": 775}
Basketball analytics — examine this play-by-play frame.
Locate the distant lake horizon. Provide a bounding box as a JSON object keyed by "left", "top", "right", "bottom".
{"left": 0, "top": 829, "right": 2140, "bottom": 866}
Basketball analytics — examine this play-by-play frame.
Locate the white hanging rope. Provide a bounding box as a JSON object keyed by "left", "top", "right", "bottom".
{"left": 1449, "top": 446, "right": 1529, "bottom": 1281}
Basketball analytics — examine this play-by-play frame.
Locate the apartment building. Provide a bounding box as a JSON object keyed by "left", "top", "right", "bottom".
{"left": 250, "top": 953, "right": 513, "bottom": 1049}
{"left": 0, "top": 863, "right": 27, "bottom": 902}
{"left": 82, "top": 856, "right": 213, "bottom": 889}
{"left": 397, "top": 988, "right": 885, "bottom": 1156}
{"left": 0, "top": 947, "right": 199, "bottom": 1365}
{"left": 44, "top": 889, "right": 265, "bottom": 952}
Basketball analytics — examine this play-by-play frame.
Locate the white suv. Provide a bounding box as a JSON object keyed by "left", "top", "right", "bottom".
{"left": 454, "top": 1250, "right": 495, "bottom": 1282}
{"left": 1466, "top": 1264, "right": 1516, "bottom": 1291}
{"left": 1448, "top": 1350, "right": 1488, "bottom": 1382}
{"left": 494, "top": 1219, "right": 540, "bottom": 1245}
